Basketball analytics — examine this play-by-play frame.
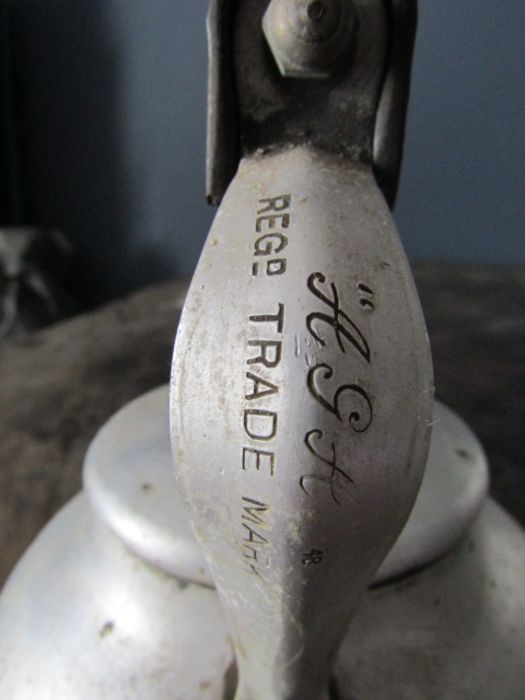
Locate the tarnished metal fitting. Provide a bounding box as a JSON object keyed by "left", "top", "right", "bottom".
{"left": 262, "top": 0, "right": 357, "bottom": 79}
{"left": 207, "top": 0, "right": 419, "bottom": 207}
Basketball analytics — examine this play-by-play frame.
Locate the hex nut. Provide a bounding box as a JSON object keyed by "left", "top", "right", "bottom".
{"left": 263, "top": 0, "right": 357, "bottom": 79}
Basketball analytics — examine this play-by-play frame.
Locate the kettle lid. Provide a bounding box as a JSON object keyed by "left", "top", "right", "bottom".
{"left": 83, "top": 385, "right": 488, "bottom": 587}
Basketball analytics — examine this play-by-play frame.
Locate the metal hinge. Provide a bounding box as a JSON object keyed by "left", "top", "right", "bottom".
{"left": 206, "top": 0, "right": 417, "bottom": 208}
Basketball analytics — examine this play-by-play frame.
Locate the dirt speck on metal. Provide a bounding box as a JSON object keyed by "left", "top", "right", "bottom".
{"left": 99, "top": 621, "right": 115, "bottom": 639}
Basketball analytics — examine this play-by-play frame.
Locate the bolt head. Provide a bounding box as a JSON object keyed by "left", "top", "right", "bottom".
{"left": 263, "top": 0, "right": 357, "bottom": 79}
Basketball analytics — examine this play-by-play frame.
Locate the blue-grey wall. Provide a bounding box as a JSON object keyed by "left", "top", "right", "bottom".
{"left": 8, "top": 0, "right": 525, "bottom": 305}
{"left": 396, "top": 1, "right": 525, "bottom": 265}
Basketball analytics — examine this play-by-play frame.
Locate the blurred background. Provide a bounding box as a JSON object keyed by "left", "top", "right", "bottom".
{"left": 1, "top": 0, "right": 524, "bottom": 310}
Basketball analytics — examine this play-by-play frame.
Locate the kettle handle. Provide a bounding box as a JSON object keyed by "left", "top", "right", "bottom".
{"left": 171, "top": 2, "right": 432, "bottom": 698}
{"left": 171, "top": 144, "right": 433, "bottom": 700}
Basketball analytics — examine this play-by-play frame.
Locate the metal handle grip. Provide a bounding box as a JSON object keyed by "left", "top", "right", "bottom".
{"left": 171, "top": 145, "right": 433, "bottom": 699}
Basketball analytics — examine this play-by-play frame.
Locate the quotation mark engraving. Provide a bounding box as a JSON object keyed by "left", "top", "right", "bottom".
{"left": 357, "top": 281, "right": 375, "bottom": 311}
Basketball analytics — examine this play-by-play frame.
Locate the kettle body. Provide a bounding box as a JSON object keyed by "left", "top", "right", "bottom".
{"left": 1, "top": 386, "right": 524, "bottom": 699}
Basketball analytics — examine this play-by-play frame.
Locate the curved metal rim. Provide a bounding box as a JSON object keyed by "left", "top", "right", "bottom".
{"left": 84, "top": 386, "right": 489, "bottom": 588}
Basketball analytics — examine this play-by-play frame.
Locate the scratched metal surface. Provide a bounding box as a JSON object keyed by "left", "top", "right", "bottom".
{"left": 0, "top": 263, "right": 523, "bottom": 587}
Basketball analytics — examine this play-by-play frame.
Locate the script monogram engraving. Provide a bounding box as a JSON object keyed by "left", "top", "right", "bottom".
{"left": 302, "top": 272, "right": 374, "bottom": 505}
{"left": 307, "top": 363, "right": 373, "bottom": 433}
{"left": 306, "top": 272, "right": 370, "bottom": 362}
{"left": 300, "top": 429, "right": 354, "bottom": 505}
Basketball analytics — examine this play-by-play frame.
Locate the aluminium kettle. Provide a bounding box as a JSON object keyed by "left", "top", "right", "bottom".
{"left": 1, "top": 1, "right": 525, "bottom": 698}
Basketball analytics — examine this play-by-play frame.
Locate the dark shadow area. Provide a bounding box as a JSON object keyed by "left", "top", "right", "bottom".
{"left": 414, "top": 262, "right": 525, "bottom": 524}
{"left": 9, "top": 0, "right": 125, "bottom": 307}
{"left": 7, "top": 0, "right": 202, "bottom": 309}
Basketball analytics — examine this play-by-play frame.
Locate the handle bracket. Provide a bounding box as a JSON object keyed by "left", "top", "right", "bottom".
{"left": 206, "top": 0, "right": 417, "bottom": 207}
